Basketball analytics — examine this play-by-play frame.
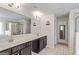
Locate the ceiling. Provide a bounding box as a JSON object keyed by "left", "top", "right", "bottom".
{"left": 22, "top": 3, "right": 79, "bottom": 17}
{"left": 0, "top": 7, "right": 28, "bottom": 20}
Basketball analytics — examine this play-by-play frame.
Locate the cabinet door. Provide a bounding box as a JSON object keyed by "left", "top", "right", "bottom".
{"left": 39, "top": 38, "right": 44, "bottom": 50}
{"left": 20, "top": 45, "right": 31, "bottom": 55}
{"left": 43, "top": 36, "right": 47, "bottom": 48}
{"left": 32, "top": 39, "right": 40, "bottom": 53}
{"left": 12, "top": 43, "right": 26, "bottom": 53}
{"left": 0, "top": 49, "right": 11, "bottom": 55}
{"left": 12, "top": 51, "right": 19, "bottom": 55}
{"left": 12, "top": 45, "right": 20, "bottom": 53}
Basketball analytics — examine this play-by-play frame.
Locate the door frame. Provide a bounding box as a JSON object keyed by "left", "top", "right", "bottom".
{"left": 59, "top": 25, "right": 65, "bottom": 40}
{"left": 58, "top": 23, "right": 67, "bottom": 44}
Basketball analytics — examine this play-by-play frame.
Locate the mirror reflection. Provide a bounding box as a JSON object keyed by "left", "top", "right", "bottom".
{"left": 0, "top": 20, "right": 31, "bottom": 36}
{"left": 0, "top": 8, "right": 31, "bottom": 36}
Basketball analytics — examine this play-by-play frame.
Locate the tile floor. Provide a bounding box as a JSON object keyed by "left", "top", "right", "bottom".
{"left": 32, "top": 43, "right": 74, "bottom": 55}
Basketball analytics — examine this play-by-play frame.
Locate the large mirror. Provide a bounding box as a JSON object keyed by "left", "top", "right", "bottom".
{"left": 0, "top": 7, "right": 31, "bottom": 36}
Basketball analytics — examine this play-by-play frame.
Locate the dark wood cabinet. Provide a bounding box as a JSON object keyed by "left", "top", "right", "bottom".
{"left": 12, "top": 41, "right": 32, "bottom": 55}
{"left": 12, "top": 45, "right": 21, "bottom": 53}
{"left": 32, "top": 36, "right": 47, "bottom": 53}
{"left": 32, "top": 39, "right": 39, "bottom": 53}
{"left": 0, "top": 48, "right": 11, "bottom": 55}
{"left": 12, "top": 43, "right": 27, "bottom": 54}
{"left": 0, "top": 41, "right": 32, "bottom": 55}
{"left": 39, "top": 38, "right": 44, "bottom": 50}
{"left": 43, "top": 36, "right": 47, "bottom": 48}
{"left": 12, "top": 51, "right": 19, "bottom": 55}
{"left": 20, "top": 45, "right": 31, "bottom": 55}
{"left": 0, "top": 36, "right": 47, "bottom": 55}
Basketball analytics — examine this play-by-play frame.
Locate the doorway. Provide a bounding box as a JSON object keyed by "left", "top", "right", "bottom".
{"left": 58, "top": 25, "right": 67, "bottom": 44}
{"left": 59, "top": 25, "right": 65, "bottom": 40}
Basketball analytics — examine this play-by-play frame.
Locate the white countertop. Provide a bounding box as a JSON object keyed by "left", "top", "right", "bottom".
{"left": 0, "top": 33, "right": 47, "bottom": 51}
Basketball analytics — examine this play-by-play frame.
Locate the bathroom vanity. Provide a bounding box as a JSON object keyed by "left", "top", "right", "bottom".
{"left": 0, "top": 41, "right": 32, "bottom": 55}
{"left": 0, "top": 35, "right": 47, "bottom": 55}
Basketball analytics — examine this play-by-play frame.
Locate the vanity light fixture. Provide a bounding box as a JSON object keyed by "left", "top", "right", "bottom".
{"left": 46, "top": 21, "right": 50, "bottom": 25}
{"left": 8, "top": 3, "right": 20, "bottom": 8}
{"left": 14, "top": 3, "right": 20, "bottom": 8}
{"left": 33, "top": 22, "right": 36, "bottom": 26}
{"left": 32, "top": 11, "right": 44, "bottom": 26}
{"left": 8, "top": 3, "right": 14, "bottom": 7}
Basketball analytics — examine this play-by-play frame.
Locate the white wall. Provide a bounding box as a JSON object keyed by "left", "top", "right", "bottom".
{"left": 31, "top": 14, "right": 56, "bottom": 48}
{"left": 57, "top": 16, "right": 68, "bottom": 44}
{"left": 75, "top": 13, "right": 79, "bottom": 54}
{"left": 54, "top": 16, "right": 58, "bottom": 45}
{"left": 68, "top": 9, "right": 79, "bottom": 54}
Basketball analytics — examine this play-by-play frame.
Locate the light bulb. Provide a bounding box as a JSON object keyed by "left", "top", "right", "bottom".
{"left": 14, "top": 3, "right": 20, "bottom": 8}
